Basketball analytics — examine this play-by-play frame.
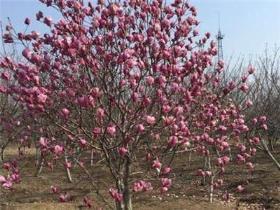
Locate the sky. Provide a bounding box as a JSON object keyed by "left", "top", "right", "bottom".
{"left": 0, "top": 0, "right": 280, "bottom": 61}
{"left": 191, "top": 0, "right": 280, "bottom": 61}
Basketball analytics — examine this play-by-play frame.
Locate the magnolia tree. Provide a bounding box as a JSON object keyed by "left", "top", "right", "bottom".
{"left": 219, "top": 49, "right": 280, "bottom": 170}
{"left": 0, "top": 60, "right": 29, "bottom": 163}
{"left": 0, "top": 0, "right": 265, "bottom": 209}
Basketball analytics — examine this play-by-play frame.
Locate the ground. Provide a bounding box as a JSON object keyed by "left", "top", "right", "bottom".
{"left": 0, "top": 146, "right": 279, "bottom": 210}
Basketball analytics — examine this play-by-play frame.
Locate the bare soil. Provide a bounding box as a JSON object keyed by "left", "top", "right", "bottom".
{"left": 0, "top": 147, "right": 279, "bottom": 210}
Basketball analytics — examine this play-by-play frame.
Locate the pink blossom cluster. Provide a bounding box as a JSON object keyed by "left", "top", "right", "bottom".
{"left": 0, "top": 161, "right": 20, "bottom": 190}
{"left": 0, "top": 0, "right": 265, "bottom": 207}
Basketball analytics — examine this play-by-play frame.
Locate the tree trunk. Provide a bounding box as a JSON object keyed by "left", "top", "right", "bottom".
{"left": 209, "top": 175, "right": 214, "bottom": 203}
{"left": 0, "top": 146, "right": 4, "bottom": 162}
{"left": 64, "top": 152, "right": 73, "bottom": 183}
{"left": 269, "top": 138, "right": 276, "bottom": 152}
{"left": 188, "top": 151, "right": 192, "bottom": 166}
{"left": 115, "top": 157, "right": 133, "bottom": 210}
{"left": 35, "top": 147, "right": 40, "bottom": 166}
{"left": 0, "top": 140, "right": 10, "bottom": 163}
{"left": 35, "top": 155, "right": 44, "bottom": 176}
{"left": 261, "top": 138, "right": 280, "bottom": 170}
{"left": 115, "top": 180, "right": 132, "bottom": 210}
{"left": 123, "top": 157, "right": 132, "bottom": 210}
{"left": 90, "top": 149, "right": 94, "bottom": 166}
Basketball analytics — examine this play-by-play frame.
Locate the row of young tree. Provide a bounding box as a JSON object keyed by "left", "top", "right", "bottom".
{"left": 221, "top": 48, "right": 280, "bottom": 170}
{"left": 0, "top": 0, "right": 278, "bottom": 209}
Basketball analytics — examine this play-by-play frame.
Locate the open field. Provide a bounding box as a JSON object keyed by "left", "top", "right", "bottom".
{"left": 0, "top": 146, "right": 279, "bottom": 210}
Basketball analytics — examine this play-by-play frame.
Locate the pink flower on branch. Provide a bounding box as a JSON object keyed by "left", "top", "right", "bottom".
{"left": 145, "top": 115, "right": 156, "bottom": 125}
{"left": 54, "top": 145, "right": 63, "bottom": 155}
{"left": 133, "top": 180, "right": 153, "bottom": 192}
{"left": 106, "top": 125, "right": 116, "bottom": 136}
{"left": 109, "top": 188, "right": 123, "bottom": 202}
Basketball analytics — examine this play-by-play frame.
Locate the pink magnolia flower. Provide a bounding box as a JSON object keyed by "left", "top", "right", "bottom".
{"left": 246, "top": 162, "right": 254, "bottom": 170}
{"left": 174, "top": 106, "right": 184, "bottom": 116}
{"left": 106, "top": 125, "right": 116, "bottom": 136}
{"left": 83, "top": 196, "right": 92, "bottom": 208}
{"left": 131, "top": 92, "right": 139, "bottom": 102}
{"left": 0, "top": 175, "right": 6, "bottom": 183}
{"left": 241, "top": 75, "right": 248, "bottom": 83}
{"left": 245, "top": 100, "right": 253, "bottom": 107}
{"left": 240, "top": 84, "right": 249, "bottom": 93}
{"left": 59, "top": 193, "right": 70, "bottom": 202}
{"left": 90, "top": 87, "right": 102, "bottom": 98}
{"left": 250, "top": 148, "right": 257, "bottom": 155}
{"left": 136, "top": 124, "right": 145, "bottom": 133}
{"left": 205, "top": 171, "right": 212, "bottom": 177}
{"left": 92, "top": 127, "right": 102, "bottom": 137}
{"left": 39, "top": 137, "right": 48, "bottom": 147}
{"left": 36, "top": 11, "right": 43, "bottom": 20}
{"left": 161, "top": 186, "right": 169, "bottom": 193}
{"left": 10, "top": 173, "right": 20, "bottom": 182}
{"left": 146, "top": 76, "right": 155, "bottom": 85}
{"left": 133, "top": 180, "right": 153, "bottom": 192}
{"left": 205, "top": 32, "right": 211, "bottom": 39}
{"left": 222, "top": 156, "right": 230, "bottom": 165}
{"left": 261, "top": 124, "right": 268, "bottom": 130}
{"left": 236, "top": 154, "right": 245, "bottom": 164}
{"left": 236, "top": 185, "right": 245, "bottom": 193}
{"left": 259, "top": 116, "right": 267, "bottom": 123}
{"left": 252, "top": 137, "right": 260, "bottom": 144}
{"left": 60, "top": 108, "right": 70, "bottom": 118}
{"left": 109, "top": 188, "right": 123, "bottom": 202}
{"left": 162, "top": 104, "right": 171, "bottom": 113}
{"left": 1, "top": 71, "right": 10, "bottom": 80}
{"left": 33, "top": 75, "right": 40, "bottom": 85}
{"left": 218, "top": 125, "right": 227, "bottom": 132}
{"left": 37, "top": 93, "right": 48, "bottom": 104}
{"left": 146, "top": 153, "right": 152, "bottom": 161}
{"left": 221, "top": 141, "right": 229, "bottom": 150}
{"left": 44, "top": 17, "right": 52, "bottom": 27}
{"left": 197, "top": 169, "right": 205, "bottom": 177}
{"left": 31, "top": 54, "right": 42, "bottom": 63}
{"left": 3, "top": 163, "right": 11, "bottom": 170}
{"left": 216, "top": 158, "right": 224, "bottom": 167}
{"left": 168, "top": 136, "right": 178, "bottom": 148}
{"left": 161, "top": 167, "right": 171, "bottom": 175}
{"left": 152, "top": 159, "right": 162, "bottom": 170}
{"left": 248, "top": 65, "right": 255, "bottom": 74}
{"left": 133, "top": 181, "right": 144, "bottom": 192}
{"left": 22, "top": 48, "right": 32, "bottom": 59}
{"left": 161, "top": 178, "right": 172, "bottom": 189}
{"left": 118, "top": 147, "right": 128, "bottom": 157}
{"left": 79, "top": 138, "right": 87, "bottom": 147}
{"left": 222, "top": 191, "right": 230, "bottom": 201}
{"left": 238, "top": 144, "right": 246, "bottom": 152}
{"left": 51, "top": 185, "right": 59, "bottom": 194}
{"left": 0, "top": 85, "right": 7, "bottom": 93}
{"left": 24, "top": 18, "right": 31, "bottom": 25}
{"left": 252, "top": 118, "right": 258, "bottom": 124}
{"left": 65, "top": 161, "right": 72, "bottom": 169}
{"left": 193, "top": 29, "right": 199, "bottom": 36}
{"left": 145, "top": 115, "right": 156, "bottom": 125}
{"left": 2, "top": 181, "right": 12, "bottom": 189}
{"left": 96, "top": 108, "right": 105, "bottom": 120}
{"left": 54, "top": 145, "right": 63, "bottom": 155}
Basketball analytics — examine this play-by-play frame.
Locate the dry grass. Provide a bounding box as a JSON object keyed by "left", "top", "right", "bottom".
{"left": 0, "top": 146, "right": 279, "bottom": 209}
